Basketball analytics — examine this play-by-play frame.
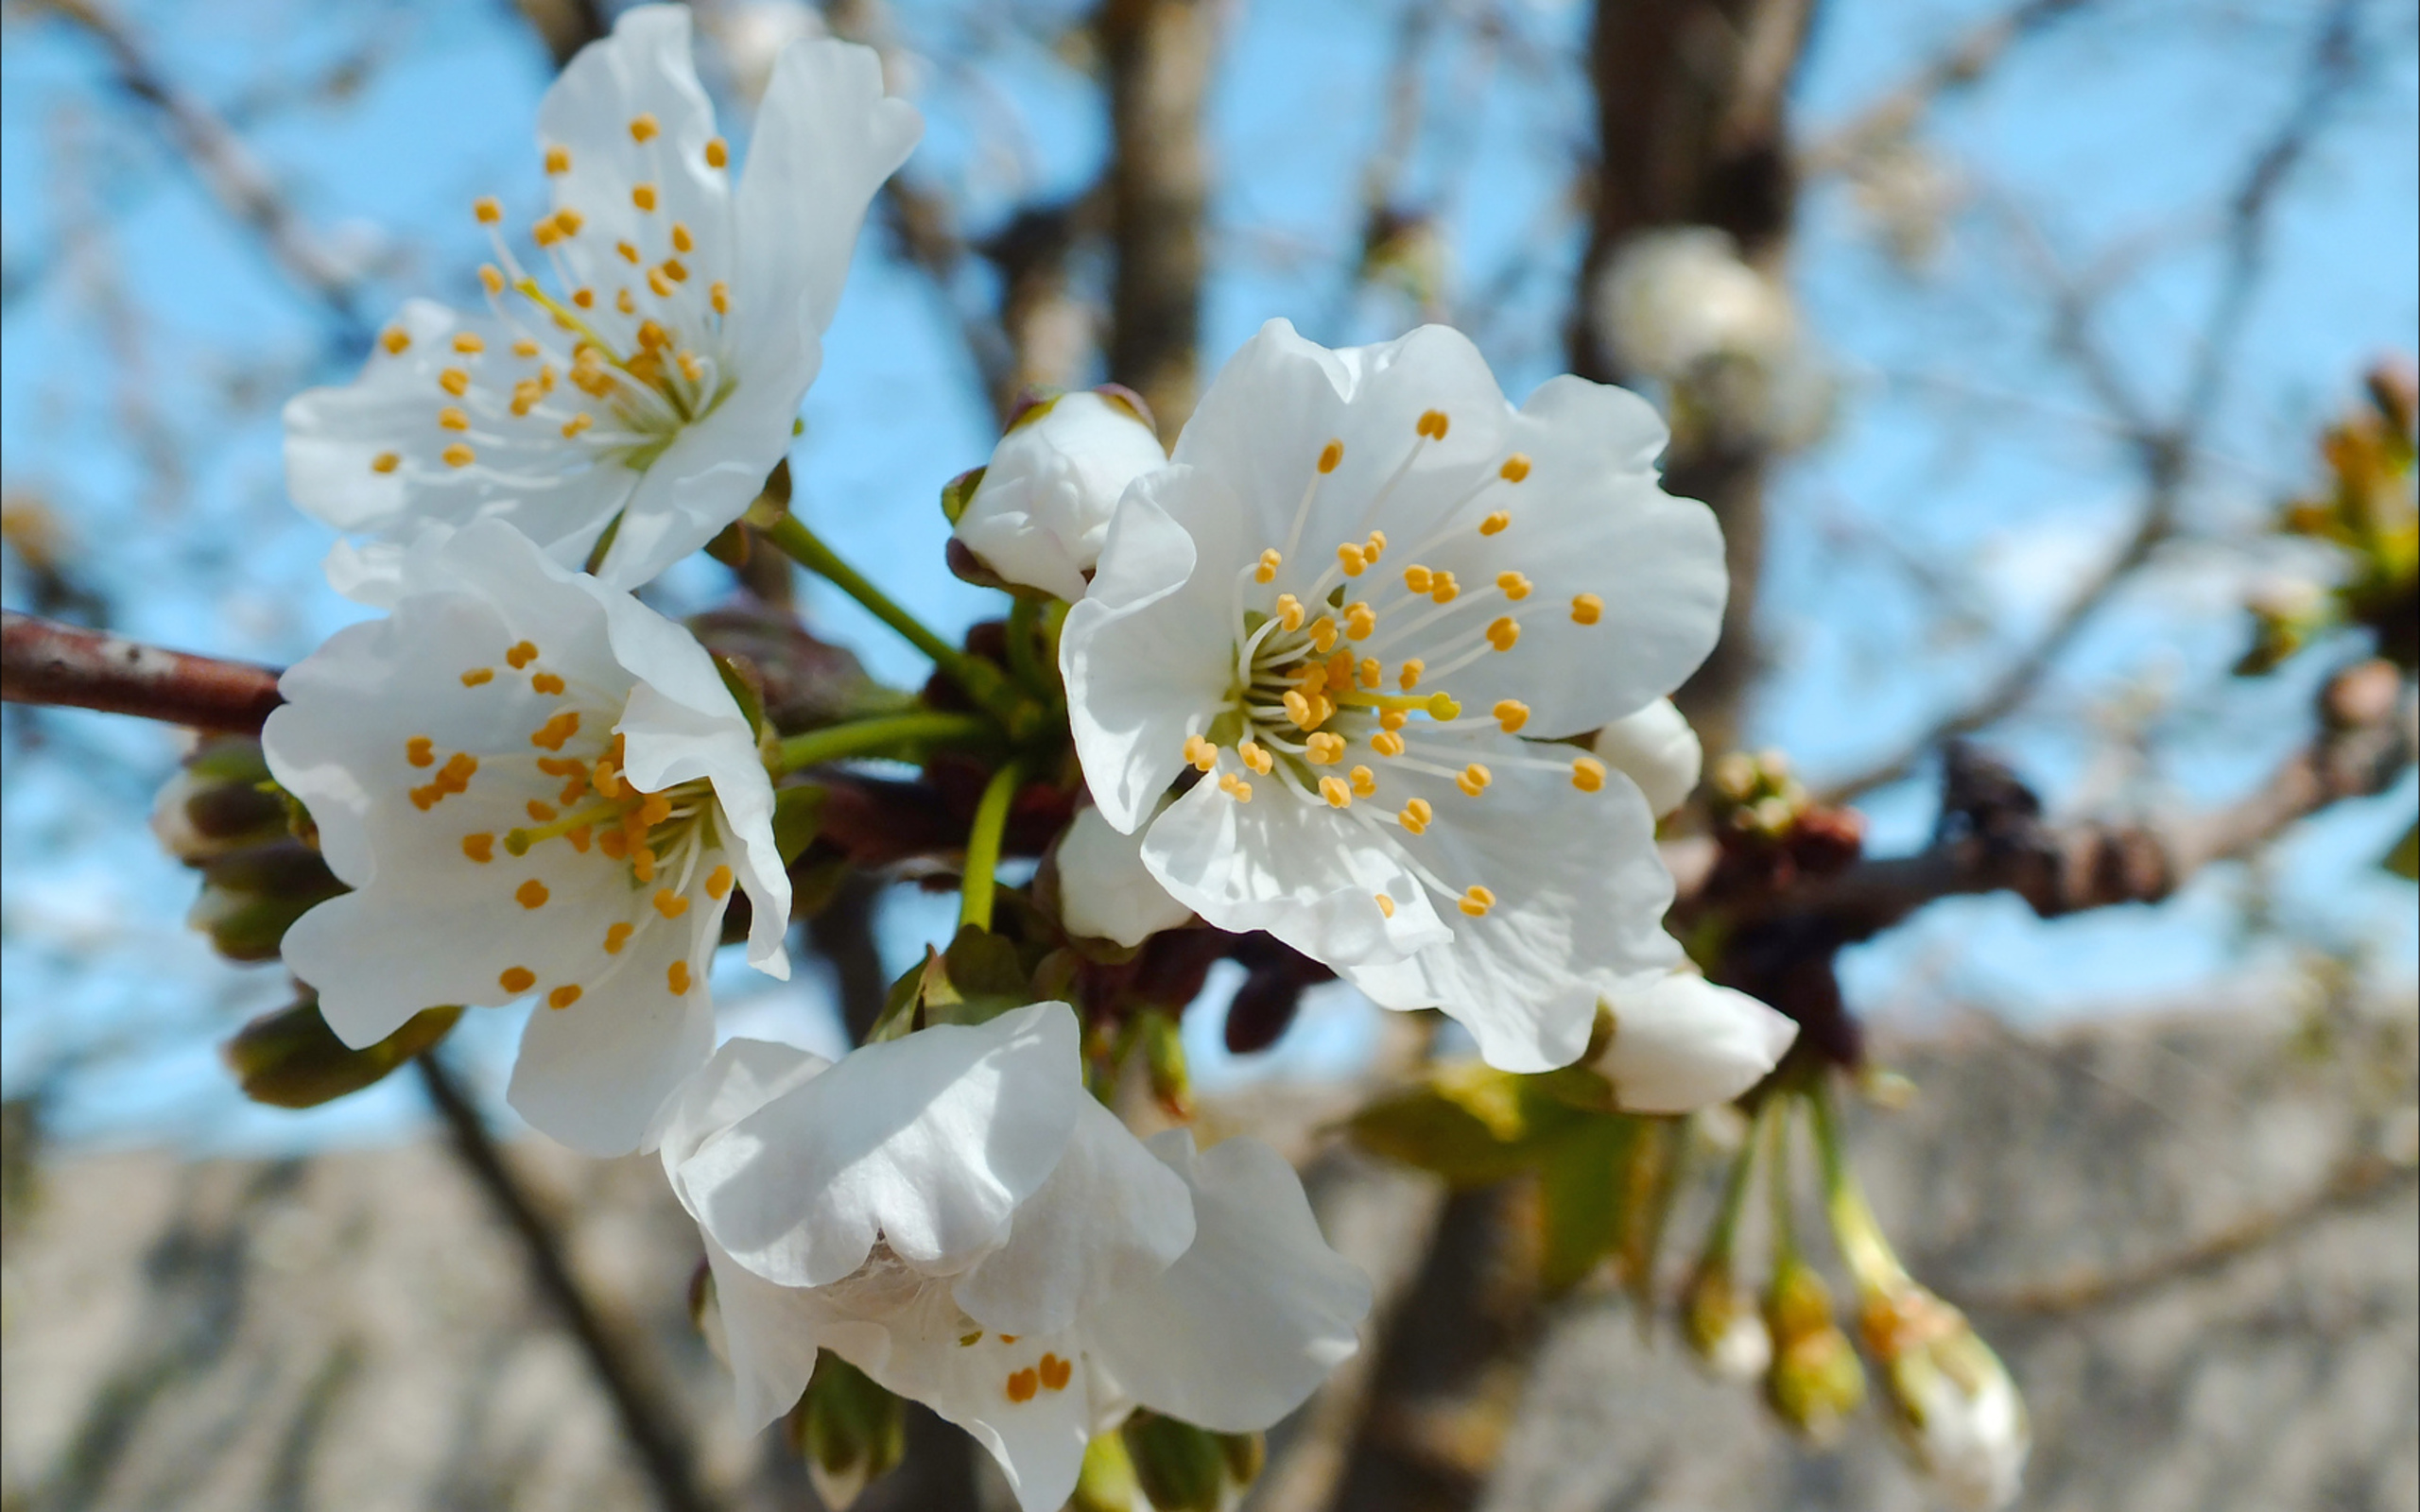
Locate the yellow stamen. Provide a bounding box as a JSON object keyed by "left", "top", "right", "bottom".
{"left": 1459, "top": 885, "right": 1495, "bottom": 918}
{"left": 453, "top": 333, "right": 484, "bottom": 354}
{"left": 1399, "top": 798, "right": 1431, "bottom": 834}
{"left": 506, "top": 641, "right": 540, "bottom": 668}
{"left": 372, "top": 452, "right": 401, "bottom": 473}
{"left": 1496, "top": 571, "right": 1532, "bottom": 601}
{"left": 1429, "top": 571, "right": 1461, "bottom": 605}
{"left": 1486, "top": 616, "right": 1520, "bottom": 651}
{"left": 526, "top": 799, "right": 558, "bottom": 824}
{"left": 710, "top": 282, "right": 729, "bottom": 315}
{"left": 667, "top": 960, "right": 691, "bottom": 995}
{"left": 1357, "top": 656, "right": 1382, "bottom": 689}
{"left": 475, "top": 197, "right": 502, "bottom": 224}
{"left": 381, "top": 328, "right": 410, "bottom": 355}
{"left": 1371, "top": 730, "right": 1406, "bottom": 757}
{"left": 1319, "top": 775, "right": 1352, "bottom": 808}
{"left": 1184, "top": 734, "right": 1218, "bottom": 773}
{"left": 705, "top": 137, "right": 729, "bottom": 168}
{"left": 460, "top": 667, "right": 494, "bottom": 686}
{"left": 530, "top": 711, "right": 581, "bottom": 750}
{"left": 1456, "top": 764, "right": 1492, "bottom": 797}
{"left": 406, "top": 735, "right": 436, "bottom": 767}
{"left": 1238, "top": 741, "right": 1273, "bottom": 775}
{"left": 629, "top": 112, "right": 659, "bottom": 143}
{"left": 515, "top": 879, "right": 549, "bottom": 910}
{"left": 562, "top": 413, "right": 594, "bottom": 438}
{"left": 1338, "top": 542, "right": 1368, "bottom": 576}
{"left": 1480, "top": 510, "right": 1511, "bottom": 536}
{"left": 479, "top": 265, "right": 506, "bottom": 295}
{"left": 1219, "top": 772, "right": 1254, "bottom": 802}
{"left": 1571, "top": 593, "right": 1603, "bottom": 626}
{"left": 705, "top": 865, "right": 735, "bottom": 900}
{"left": 1345, "top": 603, "right": 1377, "bottom": 639}
{"left": 1375, "top": 893, "right": 1395, "bottom": 918}
{"left": 1305, "top": 732, "right": 1345, "bottom": 765}
{"left": 1494, "top": 699, "right": 1530, "bottom": 733}
{"left": 1350, "top": 765, "right": 1377, "bottom": 798}
{"left": 1416, "top": 408, "right": 1449, "bottom": 439}
{"left": 440, "top": 368, "right": 471, "bottom": 396}
{"left": 604, "top": 921, "right": 633, "bottom": 954}
{"left": 1274, "top": 593, "right": 1305, "bottom": 632}
{"left": 1308, "top": 615, "right": 1340, "bottom": 653}
{"left": 544, "top": 146, "right": 570, "bottom": 174}
{"left": 1499, "top": 454, "right": 1530, "bottom": 482}
{"left": 500, "top": 966, "right": 535, "bottom": 992}
{"left": 672, "top": 223, "right": 694, "bottom": 253}
{"left": 439, "top": 406, "right": 470, "bottom": 431}
{"left": 652, "top": 888, "right": 689, "bottom": 919}
{"left": 1403, "top": 564, "right": 1432, "bottom": 594}
{"left": 552, "top": 208, "right": 583, "bottom": 237}
{"left": 547, "top": 984, "right": 581, "bottom": 1009}
{"left": 442, "top": 443, "right": 475, "bottom": 468}
{"left": 1571, "top": 756, "right": 1607, "bottom": 792}
{"left": 462, "top": 833, "right": 494, "bottom": 863}
{"left": 631, "top": 183, "right": 657, "bottom": 212}
{"left": 1364, "top": 529, "right": 1388, "bottom": 559}
{"left": 1318, "top": 438, "right": 1343, "bottom": 472}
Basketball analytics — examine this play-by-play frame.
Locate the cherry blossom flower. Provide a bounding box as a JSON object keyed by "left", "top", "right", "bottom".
{"left": 263, "top": 520, "right": 790, "bottom": 1155}
{"left": 1590, "top": 696, "right": 1703, "bottom": 818}
{"left": 1588, "top": 971, "right": 1796, "bottom": 1113}
{"left": 1053, "top": 802, "right": 1193, "bottom": 947}
{"left": 1060, "top": 319, "right": 1727, "bottom": 1073}
{"left": 663, "top": 1003, "right": 1370, "bottom": 1512}
{"left": 951, "top": 388, "right": 1169, "bottom": 601}
{"left": 285, "top": 6, "right": 920, "bottom": 589}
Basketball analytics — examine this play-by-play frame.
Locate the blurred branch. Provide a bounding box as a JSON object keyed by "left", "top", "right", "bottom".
{"left": 1819, "top": 0, "right": 2364, "bottom": 803}
{"left": 1798, "top": 0, "right": 2098, "bottom": 177}
{"left": 3, "top": 610, "right": 283, "bottom": 733}
{"left": 1099, "top": 0, "right": 1217, "bottom": 439}
{"left": 43, "top": 0, "right": 372, "bottom": 335}
{"left": 415, "top": 1055, "right": 720, "bottom": 1512}
{"left": 512, "top": 0, "right": 611, "bottom": 68}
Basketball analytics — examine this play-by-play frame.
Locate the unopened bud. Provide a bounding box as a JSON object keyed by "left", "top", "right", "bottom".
{"left": 151, "top": 737, "right": 287, "bottom": 862}
{"left": 1862, "top": 1286, "right": 2030, "bottom": 1510}
{"left": 223, "top": 996, "right": 460, "bottom": 1108}
{"left": 786, "top": 1349, "right": 906, "bottom": 1511}
{"left": 1135, "top": 1008, "right": 1194, "bottom": 1122}
{"left": 1763, "top": 1259, "right": 1866, "bottom": 1442}
{"left": 1071, "top": 1430, "right": 1145, "bottom": 1512}
{"left": 187, "top": 838, "right": 346, "bottom": 961}
{"left": 1121, "top": 1410, "right": 1231, "bottom": 1512}
{"left": 1683, "top": 1259, "right": 1772, "bottom": 1382}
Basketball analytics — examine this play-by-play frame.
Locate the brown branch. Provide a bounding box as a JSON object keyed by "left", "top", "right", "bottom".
{"left": 415, "top": 1055, "right": 720, "bottom": 1512}
{"left": 1798, "top": 0, "right": 2098, "bottom": 178}
{"left": 1099, "top": 0, "right": 1216, "bottom": 440}
{"left": 3, "top": 610, "right": 283, "bottom": 734}
{"left": 44, "top": 0, "right": 370, "bottom": 332}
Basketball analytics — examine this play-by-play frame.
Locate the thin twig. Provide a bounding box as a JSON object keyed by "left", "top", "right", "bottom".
{"left": 415, "top": 1055, "right": 719, "bottom": 1512}
{"left": 3, "top": 610, "right": 283, "bottom": 733}
{"left": 1798, "top": 0, "right": 2099, "bottom": 177}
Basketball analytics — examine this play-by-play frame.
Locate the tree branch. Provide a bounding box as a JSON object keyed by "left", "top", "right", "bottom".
{"left": 1099, "top": 0, "right": 1216, "bottom": 439}
{"left": 3, "top": 610, "right": 283, "bottom": 734}
{"left": 1798, "top": 0, "right": 2098, "bottom": 178}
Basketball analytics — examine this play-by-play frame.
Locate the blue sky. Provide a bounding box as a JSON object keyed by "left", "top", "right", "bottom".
{"left": 2, "top": 0, "right": 2413, "bottom": 1151}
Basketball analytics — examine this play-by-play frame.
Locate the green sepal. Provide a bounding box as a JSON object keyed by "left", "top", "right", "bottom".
{"left": 786, "top": 1349, "right": 906, "bottom": 1507}
{"left": 771, "top": 782, "right": 827, "bottom": 867}
{"left": 224, "top": 996, "right": 462, "bottom": 1108}
{"left": 1121, "top": 1410, "right": 1227, "bottom": 1512}
{"left": 940, "top": 466, "right": 986, "bottom": 525}
{"left": 1536, "top": 1112, "right": 1639, "bottom": 1294}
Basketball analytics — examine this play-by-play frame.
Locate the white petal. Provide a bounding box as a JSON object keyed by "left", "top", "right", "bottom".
{"left": 1590, "top": 697, "right": 1703, "bottom": 818}
{"left": 1085, "top": 1131, "right": 1371, "bottom": 1433}
{"left": 955, "top": 392, "right": 1169, "bottom": 599}
{"left": 589, "top": 370, "right": 800, "bottom": 590}
{"left": 1054, "top": 804, "right": 1194, "bottom": 947}
{"left": 683, "top": 1002, "right": 1083, "bottom": 1286}
{"left": 1588, "top": 971, "right": 1796, "bottom": 1113}
{"left": 701, "top": 1234, "right": 833, "bottom": 1428}
{"left": 950, "top": 1096, "right": 1194, "bottom": 1338}
{"left": 508, "top": 913, "right": 720, "bottom": 1155}
{"left": 855, "top": 1322, "right": 1095, "bottom": 1512}
{"left": 654, "top": 1036, "right": 832, "bottom": 1204}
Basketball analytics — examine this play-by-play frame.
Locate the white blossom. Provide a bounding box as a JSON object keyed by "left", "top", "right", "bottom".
{"left": 285, "top": 6, "right": 919, "bottom": 590}
{"left": 1588, "top": 971, "right": 1796, "bottom": 1114}
{"left": 1590, "top": 226, "right": 1796, "bottom": 382}
{"left": 1055, "top": 803, "right": 1194, "bottom": 948}
{"left": 1590, "top": 696, "right": 1703, "bottom": 818}
{"left": 664, "top": 1004, "right": 1370, "bottom": 1512}
{"left": 953, "top": 389, "right": 1170, "bottom": 601}
{"left": 1061, "top": 319, "right": 1727, "bottom": 1073}
{"left": 263, "top": 519, "right": 790, "bottom": 1155}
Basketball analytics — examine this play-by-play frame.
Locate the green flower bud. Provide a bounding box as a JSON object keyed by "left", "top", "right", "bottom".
{"left": 1762, "top": 1258, "right": 1866, "bottom": 1443}
{"left": 222, "top": 996, "right": 460, "bottom": 1108}
{"left": 1861, "top": 1285, "right": 2030, "bottom": 1511}
{"left": 1682, "top": 1256, "right": 1772, "bottom": 1382}
{"left": 1071, "top": 1431, "right": 1144, "bottom": 1512}
{"left": 150, "top": 737, "right": 287, "bottom": 863}
{"left": 785, "top": 1350, "right": 906, "bottom": 1511}
{"left": 1121, "top": 1410, "right": 1230, "bottom": 1512}
{"left": 186, "top": 839, "right": 346, "bottom": 962}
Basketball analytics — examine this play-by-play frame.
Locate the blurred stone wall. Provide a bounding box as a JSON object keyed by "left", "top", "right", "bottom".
{"left": 1, "top": 996, "right": 2412, "bottom": 1512}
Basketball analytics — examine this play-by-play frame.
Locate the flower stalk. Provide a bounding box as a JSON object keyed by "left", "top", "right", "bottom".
{"left": 959, "top": 758, "right": 1024, "bottom": 932}
{"left": 773, "top": 711, "right": 997, "bottom": 775}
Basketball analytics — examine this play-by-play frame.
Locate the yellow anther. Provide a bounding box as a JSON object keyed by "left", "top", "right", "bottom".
{"left": 439, "top": 368, "right": 471, "bottom": 396}
{"left": 1345, "top": 603, "right": 1377, "bottom": 639}
{"left": 1350, "top": 765, "right": 1378, "bottom": 797}
{"left": 510, "top": 379, "right": 542, "bottom": 416}
{"left": 381, "top": 328, "right": 411, "bottom": 355}
{"left": 531, "top": 671, "right": 564, "bottom": 695}
{"left": 1426, "top": 692, "right": 1462, "bottom": 720}
{"left": 1571, "top": 593, "right": 1604, "bottom": 626}
{"left": 1357, "top": 656, "right": 1382, "bottom": 689}
{"left": 638, "top": 792, "right": 672, "bottom": 827}
{"left": 1416, "top": 408, "right": 1449, "bottom": 439}
{"left": 572, "top": 287, "right": 596, "bottom": 308}
{"left": 1238, "top": 740, "right": 1273, "bottom": 775}
{"left": 1305, "top": 732, "right": 1345, "bottom": 765}
{"left": 1371, "top": 730, "right": 1406, "bottom": 757}
{"left": 661, "top": 259, "right": 688, "bottom": 284}
{"left": 479, "top": 264, "right": 506, "bottom": 295}
{"left": 1218, "top": 772, "right": 1254, "bottom": 802}
{"left": 631, "top": 846, "right": 657, "bottom": 883}
{"left": 1184, "top": 734, "right": 1218, "bottom": 773}
{"left": 439, "top": 406, "right": 470, "bottom": 431}
{"left": 616, "top": 239, "right": 641, "bottom": 265}
{"left": 705, "top": 865, "right": 734, "bottom": 900}
{"left": 631, "top": 183, "right": 658, "bottom": 212}
{"left": 1308, "top": 615, "right": 1339, "bottom": 653}
{"left": 1480, "top": 510, "right": 1511, "bottom": 536}
{"left": 1496, "top": 571, "right": 1532, "bottom": 601}
{"left": 460, "top": 666, "right": 494, "bottom": 686}
{"left": 1486, "top": 615, "right": 1521, "bottom": 651}
{"left": 635, "top": 319, "right": 670, "bottom": 352}
{"left": 499, "top": 965, "right": 534, "bottom": 992}
{"left": 629, "top": 112, "right": 659, "bottom": 143}
{"left": 1380, "top": 709, "right": 1409, "bottom": 731}
{"left": 552, "top": 208, "right": 583, "bottom": 237}
{"left": 1499, "top": 454, "right": 1530, "bottom": 482}
{"left": 705, "top": 137, "right": 729, "bottom": 168}
{"left": 408, "top": 783, "right": 441, "bottom": 811}
{"left": 647, "top": 266, "right": 673, "bottom": 298}
{"left": 597, "top": 827, "right": 629, "bottom": 860}
{"left": 1338, "top": 542, "right": 1367, "bottom": 576}
{"left": 1429, "top": 571, "right": 1461, "bottom": 605}
{"left": 526, "top": 799, "right": 558, "bottom": 824}
{"left": 1375, "top": 893, "right": 1395, "bottom": 918}
{"left": 532, "top": 219, "right": 562, "bottom": 249}
{"left": 562, "top": 413, "right": 594, "bottom": 438}
{"left": 1282, "top": 690, "right": 1315, "bottom": 729}
{"left": 475, "top": 197, "right": 502, "bottom": 224}
{"left": 513, "top": 339, "right": 541, "bottom": 358}
{"left": 442, "top": 443, "right": 475, "bottom": 468}
{"left": 604, "top": 921, "right": 633, "bottom": 954}
{"left": 1326, "top": 650, "right": 1355, "bottom": 689}
{"left": 1494, "top": 699, "right": 1530, "bottom": 733}
{"left": 1320, "top": 775, "right": 1352, "bottom": 808}
{"left": 372, "top": 451, "right": 401, "bottom": 474}
{"left": 1403, "top": 564, "right": 1432, "bottom": 594}
{"left": 666, "top": 960, "right": 692, "bottom": 996}
{"left": 515, "top": 879, "right": 549, "bottom": 910}
{"left": 547, "top": 984, "right": 581, "bottom": 1009}
{"left": 1274, "top": 594, "right": 1305, "bottom": 632}
{"left": 506, "top": 641, "right": 540, "bottom": 668}
{"left": 1364, "top": 529, "right": 1387, "bottom": 559}
{"left": 672, "top": 222, "right": 694, "bottom": 253}
{"left": 652, "top": 888, "right": 689, "bottom": 919}
{"left": 1572, "top": 756, "right": 1607, "bottom": 792}
{"left": 1459, "top": 885, "right": 1495, "bottom": 918}
{"left": 1457, "top": 763, "right": 1493, "bottom": 797}
{"left": 544, "top": 145, "right": 571, "bottom": 175}
{"left": 710, "top": 281, "right": 729, "bottom": 315}
{"left": 1318, "top": 438, "right": 1343, "bottom": 472}
{"left": 1297, "top": 662, "right": 1328, "bottom": 696}
{"left": 453, "top": 333, "right": 484, "bottom": 354}
{"left": 1399, "top": 798, "right": 1432, "bottom": 834}
{"left": 1006, "top": 1368, "right": 1040, "bottom": 1403}
{"left": 677, "top": 351, "right": 704, "bottom": 383}
{"left": 530, "top": 711, "right": 581, "bottom": 750}
{"left": 463, "top": 833, "right": 494, "bottom": 863}
{"left": 1398, "top": 659, "right": 1425, "bottom": 690}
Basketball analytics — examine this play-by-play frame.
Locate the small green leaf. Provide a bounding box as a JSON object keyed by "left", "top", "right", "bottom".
{"left": 939, "top": 465, "right": 987, "bottom": 524}
{"left": 712, "top": 651, "right": 770, "bottom": 742}
{"left": 865, "top": 950, "right": 934, "bottom": 1043}
{"left": 1536, "top": 1113, "right": 1639, "bottom": 1294}
{"left": 1347, "top": 1064, "right": 1589, "bottom": 1188}
{"left": 224, "top": 997, "right": 462, "bottom": 1108}
{"left": 2385, "top": 820, "right": 2418, "bottom": 880}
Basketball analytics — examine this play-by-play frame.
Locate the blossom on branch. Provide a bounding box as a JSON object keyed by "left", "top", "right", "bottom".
{"left": 951, "top": 388, "right": 1170, "bottom": 601}
{"left": 285, "top": 6, "right": 919, "bottom": 589}
{"left": 663, "top": 1003, "right": 1371, "bottom": 1512}
{"left": 262, "top": 520, "right": 790, "bottom": 1155}
{"left": 1060, "top": 319, "right": 1727, "bottom": 1073}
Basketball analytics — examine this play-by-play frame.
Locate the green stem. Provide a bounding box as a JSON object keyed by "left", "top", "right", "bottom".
{"left": 1766, "top": 1092, "right": 1799, "bottom": 1267}
{"left": 762, "top": 513, "right": 1026, "bottom": 727}
{"left": 774, "top": 713, "right": 994, "bottom": 775}
{"left": 1807, "top": 1077, "right": 1909, "bottom": 1296}
{"left": 959, "top": 759, "right": 1023, "bottom": 933}
{"left": 1005, "top": 595, "right": 1046, "bottom": 695}
{"left": 1704, "top": 1107, "right": 1766, "bottom": 1266}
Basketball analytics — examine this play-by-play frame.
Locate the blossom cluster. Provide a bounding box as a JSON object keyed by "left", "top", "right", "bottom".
{"left": 236, "top": 6, "right": 1815, "bottom": 1503}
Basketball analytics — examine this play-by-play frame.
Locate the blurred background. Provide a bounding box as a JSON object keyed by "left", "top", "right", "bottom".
{"left": 1, "top": 0, "right": 2413, "bottom": 1509}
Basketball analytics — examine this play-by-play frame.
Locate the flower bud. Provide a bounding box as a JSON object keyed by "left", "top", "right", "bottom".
{"left": 1058, "top": 803, "right": 1194, "bottom": 947}
{"left": 1120, "top": 1410, "right": 1232, "bottom": 1512}
{"left": 1072, "top": 1431, "right": 1145, "bottom": 1512}
{"left": 1762, "top": 1258, "right": 1866, "bottom": 1443}
{"left": 1589, "top": 698, "right": 1703, "bottom": 817}
{"left": 222, "top": 996, "right": 460, "bottom": 1108}
{"left": 1862, "top": 1286, "right": 2030, "bottom": 1511}
{"left": 187, "top": 838, "right": 347, "bottom": 962}
{"left": 1132, "top": 1008, "right": 1194, "bottom": 1122}
{"left": 952, "top": 388, "right": 1169, "bottom": 601}
{"left": 150, "top": 737, "right": 288, "bottom": 863}
{"left": 785, "top": 1349, "right": 906, "bottom": 1511}
{"left": 1682, "top": 1257, "right": 1772, "bottom": 1382}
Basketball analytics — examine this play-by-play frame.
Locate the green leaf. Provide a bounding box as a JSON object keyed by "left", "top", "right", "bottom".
{"left": 771, "top": 783, "right": 827, "bottom": 867}
{"left": 1347, "top": 1063, "right": 1589, "bottom": 1188}
{"left": 2385, "top": 820, "right": 2418, "bottom": 881}
{"left": 1535, "top": 1113, "right": 1639, "bottom": 1294}
{"left": 224, "top": 997, "right": 462, "bottom": 1108}
{"left": 864, "top": 950, "right": 934, "bottom": 1043}
{"left": 933, "top": 924, "right": 1036, "bottom": 1025}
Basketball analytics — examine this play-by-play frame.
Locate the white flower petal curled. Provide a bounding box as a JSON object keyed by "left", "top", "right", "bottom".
{"left": 952, "top": 389, "right": 1170, "bottom": 601}
{"left": 263, "top": 519, "right": 789, "bottom": 1155}
{"left": 1590, "top": 696, "right": 1703, "bottom": 818}
{"left": 1587, "top": 971, "right": 1796, "bottom": 1114}
{"left": 1055, "top": 803, "right": 1194, "bottom": 947}
{"left": 284, "top": 7, "right": 920, "bottom": 590}
{"left": 1061, "top": 319, "right": 1726, "bottom": 1072}
{"left": 666, "top": 1005, "right": 1370, "bottom": 1512}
